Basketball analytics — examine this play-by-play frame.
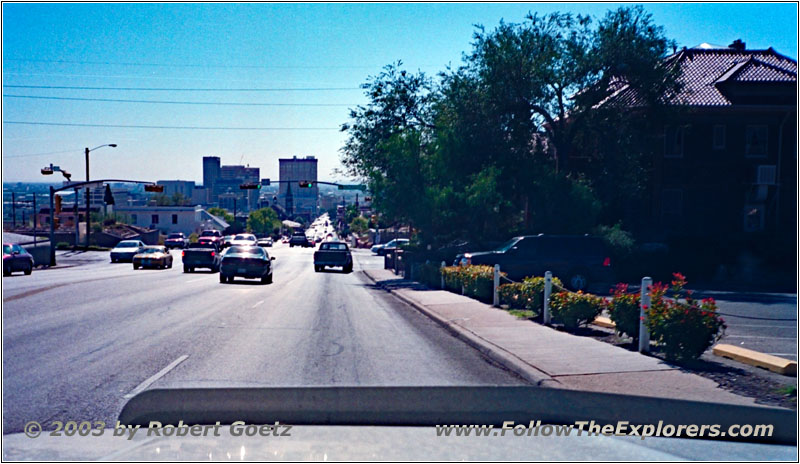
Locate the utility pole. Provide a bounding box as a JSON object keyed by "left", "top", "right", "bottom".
{"left": 33, "top": 194, "right": 37, "bottom": 244}
{"left": 74, "top": 189, "right": 79, "bottom": 250}
{"left": 11, "top": 192, "right": 16, "bottom": 228}
{"left": 85, "top": 147, "right": 91, "bottom": 250}
{"left": 49, "top": 186, "right": 56, "bottom": 266}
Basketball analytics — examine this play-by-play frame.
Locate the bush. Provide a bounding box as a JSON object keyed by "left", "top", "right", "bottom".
{"left": 498, "top": 276, "right": 564, "bottom": 314}
{"left": 606, "top": 283, "right": 641, "bottom": 341}
{"left": 417, "top": 262, "right": 443, "bottom": 288}
{"left": 188, "top": 233, "right": 198, "bottom": 243}
{"left": 56, "top": 242, "right": 71, "bottom": 250}
{"left": 549, "top": 291, "right": 604, "bottom": 330}
{"left": 646, "top": 273, "right": 726, "bottom": 361}
{"left": 441, "top": 265, "right": 498, "bottom": 303}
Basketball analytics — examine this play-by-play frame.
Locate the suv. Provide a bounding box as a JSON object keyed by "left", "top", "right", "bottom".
{"left": 197, "top": 230, "right": 223, "bottom": 250}
{"left": 454, "top": 235, "right": 613, "bottom": 292}
{"left": 289, "top": 233, "right": 312, "bottom": 248}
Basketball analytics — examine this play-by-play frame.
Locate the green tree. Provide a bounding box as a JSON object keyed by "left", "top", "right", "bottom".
{"left": 247, "top": 208, "right": 280, "bottom": 235}
{"left": 349, "top": 216, "right": 369, "bottom": 236}
{"left": 207, "top": 207, "right": 234, "bottom": 224}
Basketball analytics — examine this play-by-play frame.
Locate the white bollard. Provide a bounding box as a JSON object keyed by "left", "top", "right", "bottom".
{"left": 543, "top": 271, "right": 552, "bottom": 325}
{"left": 440, "top": 261, "right": 446, "bottom": 289}
{"left": 493, "top": 264, "right": 501, "bottom": 307}
{"left": 639, "top": 277, "right": 652, "bottom": 353}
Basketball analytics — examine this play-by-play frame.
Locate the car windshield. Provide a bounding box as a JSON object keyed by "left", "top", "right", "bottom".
{"left": 495, "top": 237, "right": 521, "bottom": 252}
{"left": 3, "top": 245, "right": 11, "bottom": 254}
{"left": 3, "top": 5, "right": 795, "bottom": 460}
{"left": 226, "top": 246, "right": 263, "bottom": 255}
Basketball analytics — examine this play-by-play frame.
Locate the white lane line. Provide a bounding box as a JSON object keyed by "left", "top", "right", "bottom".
{"left": 251, "top": 300, "right": 265, "bottom": 308}
{"left": 123, "top": 355, "right": 189, "bottom": 399}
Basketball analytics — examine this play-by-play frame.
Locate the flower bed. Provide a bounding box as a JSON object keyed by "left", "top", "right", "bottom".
{"left": 549, "top": 290, "right": 604, "bottom": 330}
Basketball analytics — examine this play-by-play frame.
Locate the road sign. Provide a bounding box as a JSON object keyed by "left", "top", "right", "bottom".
{"left": 261, "top": 178, "right": 271, "bottom": 186}
{"left": 337, "top": 184, "right": 367, "bottom": 191}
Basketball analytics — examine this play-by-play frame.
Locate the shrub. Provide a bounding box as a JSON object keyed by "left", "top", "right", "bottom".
{"left": 499, "top": 276, "right": 564, "bottom": 314}
{"left": 549, "top": 291, "right": 604, "bottom": 330}
{"left": 188, "top": 233, "right": 198, "bottom": 243}
{"left": 417, "top": 262, "right": 443, "bottom": 289}
{"left": 441, "top": 265, "right": 499, "bottom": 303}
{"left": 56, "top": 242, "right": 71, "bottom": 250}
{"left": 606, "top": 283, "right": 641, "bottom": 341}
{"left": 646, "top": 273, "right": 726, "bottom": 361}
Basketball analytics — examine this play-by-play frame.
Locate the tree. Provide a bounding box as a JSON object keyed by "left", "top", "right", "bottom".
{"left": 247, "top": 208, "right": 280, "bottom": 236}
{"left": 207, "top": 207, "right": 233, "bottom": 224}
{"left": 349, "top": 216, "right": 369, "bottom": 236}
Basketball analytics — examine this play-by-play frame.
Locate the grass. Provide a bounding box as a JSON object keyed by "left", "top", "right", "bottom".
{"left": 508, "top": 309, "right": 536, "bottom": 320}
{"left": 776, "top": 385, "right": 797, "bottom": 398}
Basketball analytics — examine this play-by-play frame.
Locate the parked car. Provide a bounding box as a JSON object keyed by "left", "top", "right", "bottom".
{"left": 132, "top": 246, "right": 174, "bottom": 270}
{"left": 281, "top": 236, "right": 290, "bottom": 244}
{"left": 314, "top": 241, "right": 353, "bottom": 273}
{"left": 164, "top": 232, "right": 188, "bottom": 249}
{"left": 454, "top": 234, "right": 613, "bottom": 291}
{"left": 182, "top": 242, "right": 221, "bottom": 272}
{"left": 377, "top": 238, "right": 409, "bottom": 256}
{"left": 257, "top": 237, "right": 273, "bottom": 247}
{"left": 219, "top": 245, "right": 275, "bottom": 284}
{"left": 3, "top": 243, "right": 34, "bottom": 276}
{"left": 197, "top": 230, "right": 223, "bottom": 250}
{"left": 230, "top": 233, "right": 258, "bottom": 247}
{"left": 110, "top": 240, "right": 146, "bottom": 262}
{"left": 289, "top": 233, "right": 312, "bottom": 248}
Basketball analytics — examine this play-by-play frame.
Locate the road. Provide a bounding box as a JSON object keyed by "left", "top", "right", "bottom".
{"left": 2, "top": 244, "right": 526, "bottom": 433}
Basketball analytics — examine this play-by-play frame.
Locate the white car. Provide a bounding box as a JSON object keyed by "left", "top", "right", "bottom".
{"left": 229, "top": 234, "right": 258, "bottom": 247}
{"left": 110, "top": 240, "right": 146, "bottom": 262}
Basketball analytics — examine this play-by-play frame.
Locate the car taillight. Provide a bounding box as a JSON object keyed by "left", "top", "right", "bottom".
{"left": 210, "top": 251, "right": 215, "bottom": 257}
{"left": 603, "top": 257, "right": 611, "bottom": 267}
{"left": 182, "top": 251, "right": 185, "bottom": 257}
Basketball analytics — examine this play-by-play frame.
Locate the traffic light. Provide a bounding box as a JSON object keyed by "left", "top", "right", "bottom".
{"left": 144, "top": 184, "right": 164, "bottom": 193}
{"left": 55, "top": 195, "right": 62, "bottom": 214}
{"left": 239, "top": 183, "right": 261, "bottom": 190}
{"left": 298, "top": 181, "right": 314, "bottom": 188}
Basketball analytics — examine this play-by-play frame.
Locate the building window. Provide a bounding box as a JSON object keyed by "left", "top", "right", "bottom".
{"left": 131, "top": 214, "right": 137, "bottom": 223}
{"left": 151, "top": 214, "right": 159, "bottom": 224}
{"left": 713, "top": 125, "right": 726, "bottom": 150}
{"left": 661, "top": 189, "right": 683, "bottom": 222}
{"left": 664, "top": 126, "right": 685, "bottom": 158}
{"left": 745, "top": 125, "right": 768, "bottom": 157}
{"left": 743, "top": 205, "right": 765, "bottom": 232}
{"left": 172, "top": 214, "right": 178, "bottom": 224}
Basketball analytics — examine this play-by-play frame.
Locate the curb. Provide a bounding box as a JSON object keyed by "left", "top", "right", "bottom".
{"left": 363, "top": 271, "right": 558, "bottom": 387}
{"left": 712, "top": 344, "right": 797, "bottom": 376}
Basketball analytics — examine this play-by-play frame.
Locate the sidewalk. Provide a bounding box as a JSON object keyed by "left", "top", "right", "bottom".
{"left": 364, "top": 269, "right": 757, "bottom": 406}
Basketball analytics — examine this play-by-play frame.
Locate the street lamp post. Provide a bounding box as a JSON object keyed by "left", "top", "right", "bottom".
{"left": 84, "top": 144, "right": 117, "bottom": 250}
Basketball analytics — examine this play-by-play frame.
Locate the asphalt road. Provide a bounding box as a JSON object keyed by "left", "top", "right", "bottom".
{"left": 2, "top": 244, "right": 526, "bottom": 433}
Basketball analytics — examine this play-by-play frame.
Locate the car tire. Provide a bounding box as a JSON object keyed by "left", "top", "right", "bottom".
{"left": 133, "top": 264, "right": 139, "bottom": 270}
{"left": 24, "top": 264, "right": 32, "bottom": 275}
{"left": 184, "top": 265, "right": 190, "bottom": 273}
{"left": 168, "top": 260, "right": 173, "bottom": 269}
{"left": 344, "top": 264, "right": 353, "bottom": 273}
{"left": 265, "top": 273, "right": 273, "bottom": 284}
{"left": 220, "top": 274, "right": 227, "bottom": 283}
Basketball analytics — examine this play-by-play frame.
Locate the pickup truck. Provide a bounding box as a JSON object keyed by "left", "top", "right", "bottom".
{"left": 289, "top": 233, "right": 312, "bottom": 248}
{"left": 197, "top": 229, "right": 223, "bottom": 250}
{"left": 314, "top": 241, "right": 353, "bottom": 273}
{"left": 182, "top": 242, "right": 221, "bottom": 272}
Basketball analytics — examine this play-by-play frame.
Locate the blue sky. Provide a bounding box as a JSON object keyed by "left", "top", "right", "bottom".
{"left": 2, "top": 2, "right": 797, "bottom": 183}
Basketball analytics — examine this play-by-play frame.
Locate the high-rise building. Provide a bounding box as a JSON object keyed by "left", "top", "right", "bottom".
{"left": 157, "top": 180, "right": 196, "bottom": 200}
{"left": 202, "top": 156, "right": 221, "bottom": 203}
{"left": 279, "top": 156, "right": 318, "bottom": 220}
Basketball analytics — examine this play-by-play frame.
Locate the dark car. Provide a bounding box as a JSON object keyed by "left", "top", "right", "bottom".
{"left": 164, "top": 233, "right": 188, "bottom": 249}
{"left": 314, "top": 241, "right": 353, "bottom": 272}
{"left": 3, "top": 243, "right": 34, "bottom": 276}
{"left": 219, "top": 245, "right": 275, "bottom": 284}
{"left": 289, "top": 233, "right": 312, "bottom": 248}
{"left": 182, "top": 242, "right": 221, "bottom": 272}
{"left": 454, "top": 234, "right": 613, "bottom": 291}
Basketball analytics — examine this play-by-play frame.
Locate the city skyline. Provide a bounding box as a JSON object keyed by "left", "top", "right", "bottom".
{"left": 3, "top": 3, "right": 798, "bottom": 183}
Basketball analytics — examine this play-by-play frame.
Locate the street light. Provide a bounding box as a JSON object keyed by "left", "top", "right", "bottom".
{"left": 84, "top": 144, "right": 117, "bottom": 250}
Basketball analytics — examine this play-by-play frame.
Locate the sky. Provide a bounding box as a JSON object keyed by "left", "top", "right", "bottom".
{"left": 2, "top": 2, "right": 797, "bottom": 183}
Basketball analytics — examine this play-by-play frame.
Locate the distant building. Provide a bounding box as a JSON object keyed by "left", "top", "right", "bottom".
{"left": 114, "top": 205, "right": 229, "bottom": 235}
{"left": 279, "top": 156, "right": 318, "bottom": 220}
{"left": 201, "top": 156, "right": 260, "bottom": 211}
{"left": 157, "top": 180, "right": 196, "bottom": 199}
{"left": 202, "top": 156, "right": 221, "bottom": 203}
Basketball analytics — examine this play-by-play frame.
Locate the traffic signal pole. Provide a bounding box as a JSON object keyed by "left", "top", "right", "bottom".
{"left": 49, "top": 186, "right": 56, "bottom": 266}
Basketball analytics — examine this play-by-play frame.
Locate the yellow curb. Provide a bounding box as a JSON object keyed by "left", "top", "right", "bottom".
{"left": 592, "top": 316, "right": 616, "bottom": 329}
{"left": 712, "top": 344, "right": 797, "bottom": 376}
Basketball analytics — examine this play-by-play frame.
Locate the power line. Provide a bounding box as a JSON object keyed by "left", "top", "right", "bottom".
{"left": 3, "top": 57, "right": 424, "bottom": 70}
{"left": 3, "top": 94, "right": 356, "bottom": 107}
{"left": 3, "top": 121, "right": 341, "bottom": 131}
{"left": 3, "top": 84, "right": 361, "bottom": 92}
{"left": 4, "top": 148, "right": 84, "bottom": 159}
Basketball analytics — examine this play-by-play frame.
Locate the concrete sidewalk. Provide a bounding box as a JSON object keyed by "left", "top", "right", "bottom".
{"left": 364, "top": 269, "right": 757, "bottom": 406}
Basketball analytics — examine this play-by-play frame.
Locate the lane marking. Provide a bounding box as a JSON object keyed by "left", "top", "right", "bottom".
{"left": 251, "top": 300, "right": 265, "bottom": 308}
{"left": 123, "top": 355, "right": 189, "bottom": 399}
